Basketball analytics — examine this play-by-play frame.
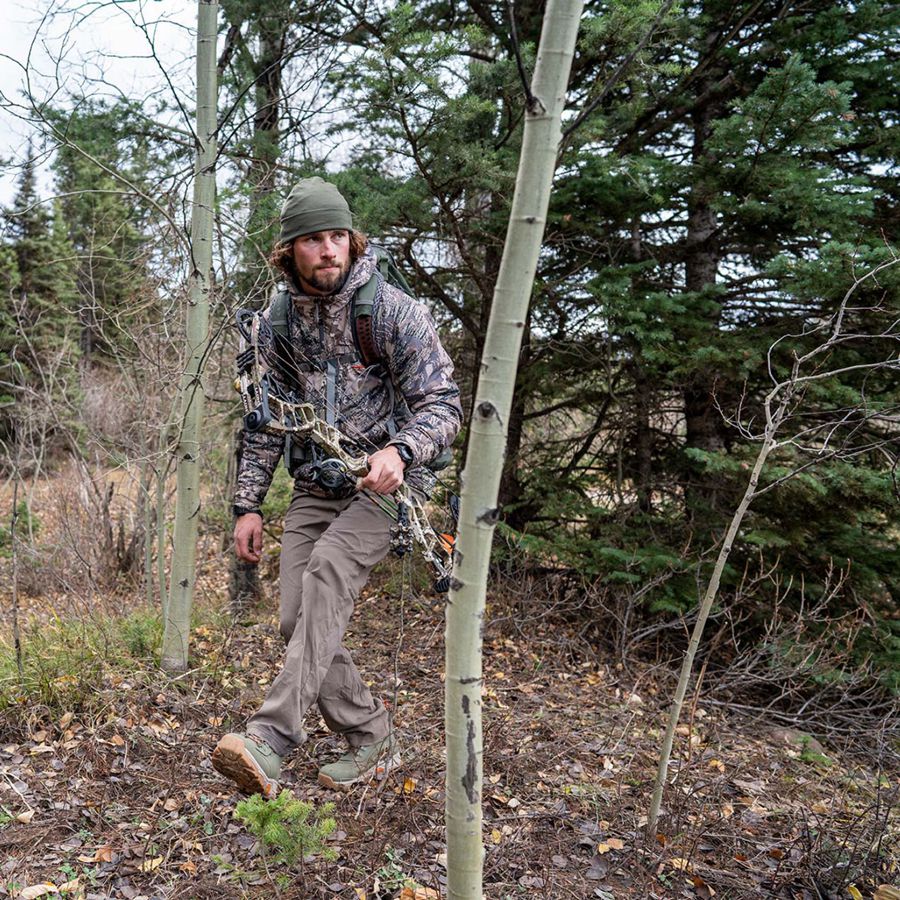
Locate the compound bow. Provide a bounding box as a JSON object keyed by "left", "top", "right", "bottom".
{"left": 234, "top": 308, "right": 456, "bottom": 592}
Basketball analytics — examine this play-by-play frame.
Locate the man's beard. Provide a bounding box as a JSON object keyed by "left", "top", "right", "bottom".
{"left": 302, "top": 259, "right": 351, "bottom": 294}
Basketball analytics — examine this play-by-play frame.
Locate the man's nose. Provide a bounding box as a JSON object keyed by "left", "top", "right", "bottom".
{"left": 320, "top": 238, "right": 338, "bottom": 257}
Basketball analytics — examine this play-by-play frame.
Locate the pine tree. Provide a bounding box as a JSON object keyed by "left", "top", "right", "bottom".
{"left": 47, "top": 99, "right": 155, "bottom": 360}
{"left": 1, "top": 148, "right": 82, "bottom": 458}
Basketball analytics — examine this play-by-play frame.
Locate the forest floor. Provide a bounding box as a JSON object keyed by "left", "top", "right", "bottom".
{"left": 1, "top": 563, "right": 898, "bottom": 900}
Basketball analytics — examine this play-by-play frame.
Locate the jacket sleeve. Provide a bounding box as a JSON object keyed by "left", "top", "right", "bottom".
{"left": 378, "top": 287, "right": 463, "bottom": 467}
{"left": 233, "top": 309, "right": 286, "bottom": 511}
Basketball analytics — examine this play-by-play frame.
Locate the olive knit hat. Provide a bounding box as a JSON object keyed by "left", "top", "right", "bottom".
{"left": 279, "top": 177, "right": 352, "bottom": 243}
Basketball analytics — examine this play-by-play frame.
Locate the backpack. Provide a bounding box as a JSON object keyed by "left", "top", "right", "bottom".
{"left": 268, "top": 243, "right": 414, "bottom": 376}
{"left": 266, "top": 244, "right": 416, "bottom": 476}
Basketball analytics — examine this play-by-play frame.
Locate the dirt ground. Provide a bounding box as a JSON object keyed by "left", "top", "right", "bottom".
{"left": 1, "top": 567, "right": 898, "bottom": 900}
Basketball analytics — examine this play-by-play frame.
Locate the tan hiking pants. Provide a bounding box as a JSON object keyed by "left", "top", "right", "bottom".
{"left": 247, "top": 491, "right": 392, "bottom": 756}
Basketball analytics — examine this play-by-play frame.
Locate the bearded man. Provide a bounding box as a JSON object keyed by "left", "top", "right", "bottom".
{"left": 212, "top": 177, "right": 461, "bottom": 795}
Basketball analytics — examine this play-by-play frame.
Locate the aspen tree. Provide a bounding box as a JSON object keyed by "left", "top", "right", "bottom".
{"left": 444, "top": 0, "right": 584, "bottom": 894}
{"left": 161, "top": 0, "right": 218, "bottom": 671}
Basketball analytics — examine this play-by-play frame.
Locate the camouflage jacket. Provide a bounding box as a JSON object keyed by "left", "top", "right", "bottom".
{"left": 234, "top": 249, "right": 462, "bottom": 510}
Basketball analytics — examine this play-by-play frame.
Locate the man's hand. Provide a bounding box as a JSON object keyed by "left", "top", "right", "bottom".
{"left": 361, "top": 446, "right": 406, "bottom": 494}
{"left": 234, "top": 512, "right": 263, "bottom": 563}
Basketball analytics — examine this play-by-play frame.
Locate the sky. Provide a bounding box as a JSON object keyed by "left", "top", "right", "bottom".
{"left": 0, "top": 0, "right": 197, "bottom": 206}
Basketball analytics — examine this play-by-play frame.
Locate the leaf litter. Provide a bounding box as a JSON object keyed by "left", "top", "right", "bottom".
{"left": 0, "top": 572, "right": 897, "bottom": 899}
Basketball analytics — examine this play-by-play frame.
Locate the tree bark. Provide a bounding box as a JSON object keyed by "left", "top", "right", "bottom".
{"left": 444, "top": 1, "right": 584, "bottom": 895}
{"left": 161, "top": 0, "right": 218, "bottom": 671}
{"left": 681, "top": 35, "right": 727, "bottom": 527}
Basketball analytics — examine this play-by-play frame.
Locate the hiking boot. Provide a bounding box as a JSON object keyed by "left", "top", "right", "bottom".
{"left": 317, "top": 734, "right": 400, "bottom": 790}
{"left": 212, "top": 732, "right": 281, "bottom": 798}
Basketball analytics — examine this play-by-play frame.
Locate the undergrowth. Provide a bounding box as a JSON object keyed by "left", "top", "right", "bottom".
{"left": 234, "top": 790, "right": 337, "bottom": 871}
{"left": 0, "top": 603, "right": 227, "bottom": 718}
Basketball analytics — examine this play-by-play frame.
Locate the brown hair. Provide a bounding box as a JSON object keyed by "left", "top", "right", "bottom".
{"left": 269, "top": 229, "right": 368, "bottom": 288}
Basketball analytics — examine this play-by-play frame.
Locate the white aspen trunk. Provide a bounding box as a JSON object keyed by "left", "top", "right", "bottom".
{"left": 140, "top": 442, "right": 153, "bottom": 608}
{"left": 156, "top": 424, "right": 170, "bottom": 621}
{"left": 444, "top": 1, "right": 584, "bottom": 895}
{"left": 161, "top": 0, "right": 218, "bottom": 671}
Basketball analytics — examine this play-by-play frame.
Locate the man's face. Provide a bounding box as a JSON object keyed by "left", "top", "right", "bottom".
{"left": 291, "top": 229, "right": 351, "bottom": 295}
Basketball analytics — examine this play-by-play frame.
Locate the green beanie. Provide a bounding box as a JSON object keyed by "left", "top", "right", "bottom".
{"left": 280, "top": 177, "right": 352, "bottom": 243}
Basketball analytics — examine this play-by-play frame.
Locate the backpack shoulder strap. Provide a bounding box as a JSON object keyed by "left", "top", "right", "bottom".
{"left": 268, "top": 289, "right": 301, "bottom": 392}
{"left": 351, "top": 245, "right": 415, "bottom": 367}
{"left": 351, "top": 274, "right": 381, "bottom": 367}
{"left": 269, "top": 289, "right": 291, "bottom": 339}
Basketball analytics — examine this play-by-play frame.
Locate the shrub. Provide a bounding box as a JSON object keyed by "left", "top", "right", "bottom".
{"left": 234, "top": 791, "right": 337, "bottom": 868}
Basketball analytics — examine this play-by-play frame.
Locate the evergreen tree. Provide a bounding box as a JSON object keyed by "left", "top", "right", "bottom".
{"left": 326, "top": 1, "right": 899, "bottom": 660}
{"left": 47, "top": 99, "right": 155, "bottom": 360}
{"left": 1, "top": 148, "right": 82, "bottom": 458}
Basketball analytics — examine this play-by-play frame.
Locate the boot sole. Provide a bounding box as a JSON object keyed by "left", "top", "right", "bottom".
{"left": 212, "top": 734, "right": 278, "bottom": 799}
{"left": 318, "top": 751, "right": 401, "bottom": 791}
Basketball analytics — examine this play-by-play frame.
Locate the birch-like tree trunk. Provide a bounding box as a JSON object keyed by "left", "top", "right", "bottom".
{"left": 444, "top": 1, "right": 584, "bottom": 894}
{"left": 161, "top": 0, "right": 218, "bottom": 671}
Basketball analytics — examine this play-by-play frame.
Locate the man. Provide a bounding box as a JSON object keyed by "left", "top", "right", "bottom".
{"left": 212, "top": 177, "right": 462, "bottom": 796}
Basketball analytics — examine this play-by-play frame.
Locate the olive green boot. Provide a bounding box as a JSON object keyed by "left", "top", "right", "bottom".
{"left": 318, "top": 734, "right": 400, "bottom": 790}
{"left": 212, "top": 733, "right": 282, "bottom": 798}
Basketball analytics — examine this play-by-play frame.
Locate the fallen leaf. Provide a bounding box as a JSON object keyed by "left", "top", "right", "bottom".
{"left": 354, "top": 890, "right": 366, "bottom": 900}
{"left": 606, "top": 837, "right": 625, "bottom": 850}
{"left": 59, "top": 712, "right": 74, "bottom": 730}
{"left": 163, "top": 797, "right": 180, "bottom": 812}
{"left": 708, "top": 758, "right": 725, "bottom": 772}
{"left": 403, "top": 777, "right": 417, "bottom": 794}
{"left": 59, "top": 880, "right": 80, "bottom": 895}
{"left": 491, "top": 829, "right": 501, "bottom": 844}
{"left": 847, "top": 887, "right": 862, "bottom": 900}
{"left": 585, "top": 855, "right": 608, "bottom": 880}
{"left": 399, "top": 889, "right": 439, "bottom": 900}
{"left": 16, "top": 809, "right": 35, "bottom": 824}
{"left": 179, "top": 861, "right": 197, "bottom": 874}
{"left": 721, "top": 803, "right": 734, "bottom": 819}
{"left": 110, "top": 735, "right": 125, "bottom": 747}
{"left": 18, "top": 885, "right": 58, "bottom": 900}
{"left": 139, "top": 856, "right": 163, "bottom": 872}
{"left": 596, "top": 843, "right": 613, "bottom": 854}
{"left": 670, "top": 857, "right": 691, "bottom": 872}
{"left": 875, "top": 888, "right": 900, "bottom": 900}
